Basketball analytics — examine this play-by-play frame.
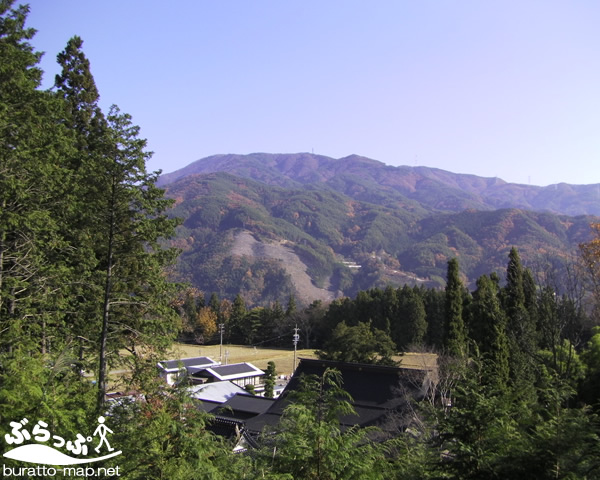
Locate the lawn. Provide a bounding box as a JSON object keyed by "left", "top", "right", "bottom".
{"left": 166, "top": 343, "right": 437, "bottom": 376}
{"left": 167, "top": 343, "right": 319, "bottom": 377}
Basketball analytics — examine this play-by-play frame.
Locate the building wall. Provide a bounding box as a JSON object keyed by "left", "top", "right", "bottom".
{"left": 232, "top": 375, "right": 262, "bottom": 388}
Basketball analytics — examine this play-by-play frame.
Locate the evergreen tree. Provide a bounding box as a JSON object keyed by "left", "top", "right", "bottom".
{"left": 444, "top": 258, "right": 467, "bottom": 358}
{"left": 580, "top": 326, "right": 600, "bottom": 410}
{"left": 523, "top": 267, "right": 539, "bottom": 334}
{"left": 87, "top": 106, "right": 179, "bottom": 409}
{"left": 537, "top": 285, "right": 561, "bottom": 351}
{"left": 435, "top": 362, "right": 528, "bottom": 480}
{"left": 0, "top": 0, "right": 73, "bottom": 353}
{"left": 240, "top": 307, "right": 264, "bottom": 345}
{"left": 177, "top": 287, "right": 204, "bottom": 340}
{"left": 54, "top": 35, "right": 102, "bottom": 143}
{"left": 208, "top": 291, "right": 220, "bottom": 314}
{"left": 423, "top": 287, "right": 445, "bottom": 349}
{"left": 293, "top": 299, "right": 326, "bottom": 350}
{"left": 382, "top": 285, "right": 399, "bottom": 335}
{"left": 256, "top": 369, "right": 389, "bottom": 479}
{"left": 0, "top": 0, "right": 96, "bottom": 452}
{"left": 502, "top": 247, "right": 537, "bottom": 398}
{"left": 226, "top": 293, "right": 246, "bottom": 343}
{"left": 112, "top": 377, "right": 246, "bottom": 480}
{"left": 263, "top": 361, "right": 277, "bottom": 398}
{"left": 51, "top": 33, "right": 180, "bottom": 410}
{"left": 317, "top": 321, "right": 397, "bottom": 366}
{"left": 469, "top": 274, "right": 510, "bottom": 389}
{"left": 394, "top": 285, "right": 427, "bottom": 350}
{"left": 266, "top": 299, "right": 285, "bottom": 342}
{"left": 51, "top": 35, "right": 110, "bottom": 382}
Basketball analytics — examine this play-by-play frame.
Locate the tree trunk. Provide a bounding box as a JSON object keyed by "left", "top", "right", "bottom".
{"left": 97, "top": 178, "right": 117, "bottom": 412}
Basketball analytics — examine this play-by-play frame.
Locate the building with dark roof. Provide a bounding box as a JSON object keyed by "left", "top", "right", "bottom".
{"left": 212, "top": 393, "right": 275, "bottom": 421}
{"left": 205, "top": 393, "right": 275, "bottom": 452}
{"left": 244, "top": 357, "right": 434, "bottom": 438}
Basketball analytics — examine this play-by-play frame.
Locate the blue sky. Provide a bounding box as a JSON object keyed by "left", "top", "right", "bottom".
{"left": 26, "top": 0, "right": 600, "bottom": 186}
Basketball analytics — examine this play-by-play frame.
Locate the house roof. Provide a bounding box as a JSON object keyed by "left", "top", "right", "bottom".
{"left": 212, "top": 393, "right": 275, "bottom": 421}
{"left": 158, "top": 356, "right": 218, "bottom": 372}
{"left": 188, "top": 380, "right": 248, "bottom": 403}
{"left": 244, "top": 358, "right": 432, "bottom": 436}
{"left": 191, "top": 362, "right": 264, "bottom": 381}
{"left": 195, "top": 399, "right": 221, "bottom": 414}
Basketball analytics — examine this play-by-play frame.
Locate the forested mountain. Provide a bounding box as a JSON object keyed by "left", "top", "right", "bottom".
{"left": 161, "top": 161, "right": 598, "bottom": 305}
{"left": 158, "top": 153, "right": 600, "bottom": 216}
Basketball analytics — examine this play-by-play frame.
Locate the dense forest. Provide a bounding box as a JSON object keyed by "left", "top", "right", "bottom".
{"left": 163, "top": 170, "right": 597, "bottom": 304}
{"left": 2, "top": 2, "right": 600, "bottom": 478}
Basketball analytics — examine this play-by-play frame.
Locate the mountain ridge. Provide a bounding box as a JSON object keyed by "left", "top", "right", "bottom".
{"left": 158, "top": 153, "right": 600, "bottom": 217}
{"left": 162, "top": 163, "right": 598, "bottom": 306}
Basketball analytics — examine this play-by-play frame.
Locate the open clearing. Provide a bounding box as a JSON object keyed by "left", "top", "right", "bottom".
{"left": 166, "top": 343, "right": 437, "bottom": 377}
{"left": 168, "top": 343, "right": 319, "bottom": 377}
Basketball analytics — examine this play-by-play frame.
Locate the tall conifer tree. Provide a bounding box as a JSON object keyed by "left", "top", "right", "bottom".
{"left": 54, "top": 38, "right": 179, "bottom": 409}
{"left": 394, "top": 285, "right": 427, "bottom": 349}
{"left": 0, "top": 0, "right": 96, "bottom": 440}
{"left": 502, "top": 247, "right": 537, "bottom": 398}
{"left": 470, "top": 274, "right": 510, "bottom": 389}
{"left": 54, "top": 35, "right": 103, "bottom": 154}
{"left": 444, "top": 258, "right": 467, "bottom": 358}
{"left": 0, "top": 0, "right": 74, "bottom": 352}
{"left": 94, "top": 106, "right": 179, "bottom": 409}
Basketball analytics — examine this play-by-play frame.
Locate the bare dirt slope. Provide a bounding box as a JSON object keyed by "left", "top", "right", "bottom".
{"left": 231, "top": 230, "right": 335, "bottom": 303}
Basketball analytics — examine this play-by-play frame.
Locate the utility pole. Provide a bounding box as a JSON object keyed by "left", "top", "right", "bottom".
{"left": 292, "top": 325, "right": 300, "bottom": 372}
{"left": 218, "top": 323, "right": 225, "bottom": 363}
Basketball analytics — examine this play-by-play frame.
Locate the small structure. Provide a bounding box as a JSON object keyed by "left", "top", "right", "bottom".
{"left": 190, "top": 362, "right": 264, "bottom": 388}
{"left": 157, "top": 356, "right": 219, "bottom": 385}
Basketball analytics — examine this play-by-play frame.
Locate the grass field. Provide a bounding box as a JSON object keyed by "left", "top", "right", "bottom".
{"left": 167, "top": 343, "right": 319, "bottom": 377}
{"left": 166, "top": 343, "right": 437, "bottom": 376}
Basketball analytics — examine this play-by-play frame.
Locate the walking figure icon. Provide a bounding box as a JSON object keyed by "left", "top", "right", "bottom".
{"left": 93, "top": 416, "right": 114, "bottom": 453}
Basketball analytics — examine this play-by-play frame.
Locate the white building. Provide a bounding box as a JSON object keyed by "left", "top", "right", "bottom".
{"left": 157, "top": 356, "right": 219, "bottom": 385}
{"left": 190, "top": 362, "right": 264, "bottom": 388}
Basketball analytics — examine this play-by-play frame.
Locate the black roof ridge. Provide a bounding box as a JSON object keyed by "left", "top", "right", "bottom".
{"left": 211, "top": 416, "right": 245, "bottom": 425}
{"left": 297, "top": 357, "right": 430, "bottom": 373}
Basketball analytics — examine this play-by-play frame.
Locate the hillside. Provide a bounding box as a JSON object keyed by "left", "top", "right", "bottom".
{"left": 159, "top": 153, "right": 600, "bottom": 216}
{"left": 163, "top": 166, "right": 598, "bottom": 305}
